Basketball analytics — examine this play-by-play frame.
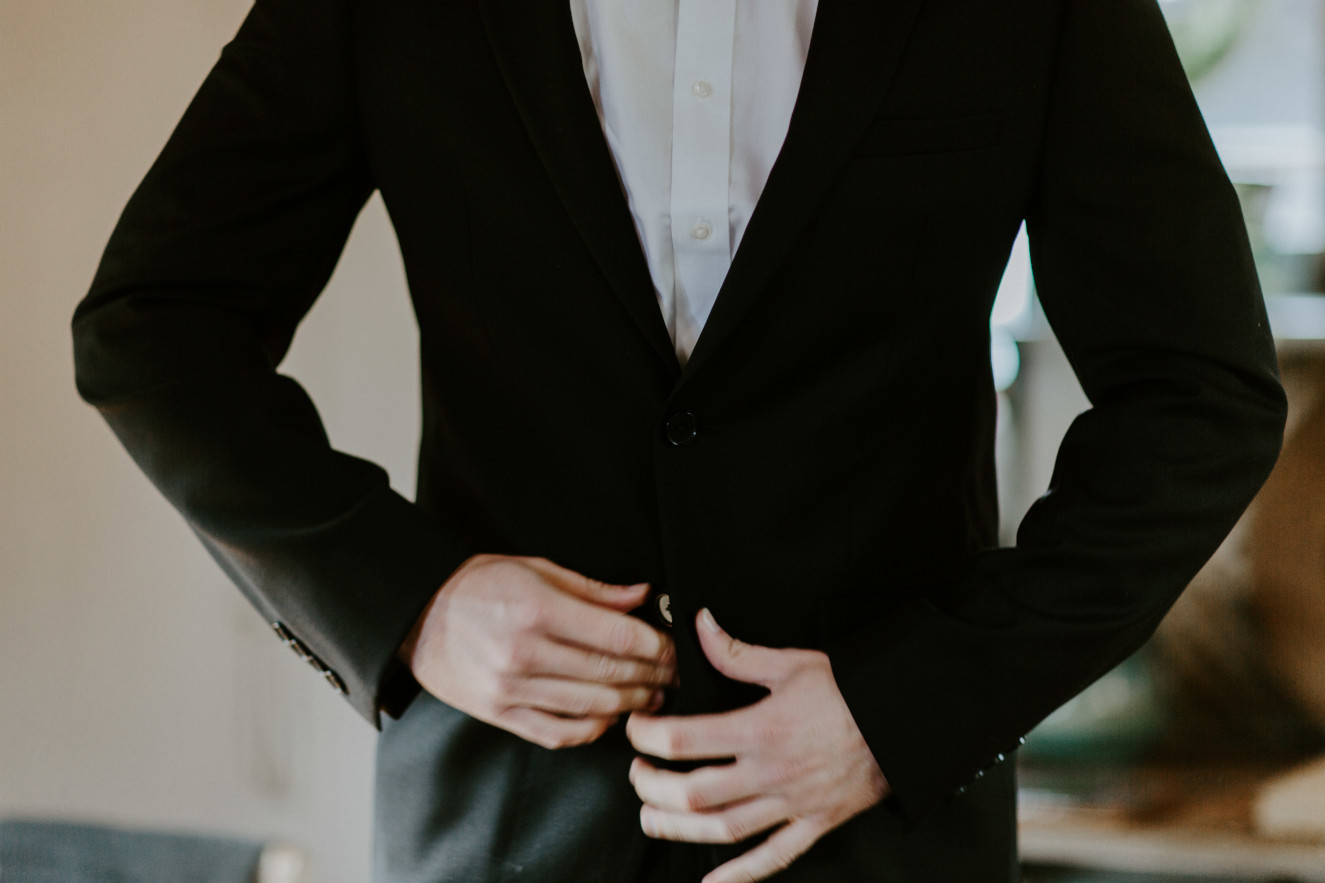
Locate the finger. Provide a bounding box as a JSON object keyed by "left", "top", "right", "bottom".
{"left": 626, "top": 707, "right": 754, "bottom": 761}
{"left": 702, "top": 817, "right": 823, "bottom": 883}
{"left": 695, "top": 609, "right": 789, "bottom": 687}
{"left": 639, "top": 796, "right": 787, "bottom": 844}
{"left": 541, "top": 589, "right": 675, "bottom": 664}
{"left": 494, "top": 706, "right": 615, "bottom": 750}
{"left": 513, "top": 677, "right": 663, "bottom": 718}
{"left": 629, "top": 758, "right": 765, "bottom": 813}
{"left": 521, "top": 639, "right": 676, "bottom": 687}
{"left": 523, "top": 557, "right": 650, "bottom": 611}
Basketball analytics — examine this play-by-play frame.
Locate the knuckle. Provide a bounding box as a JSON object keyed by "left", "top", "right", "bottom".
{"left": 489, "top": 670, "right": 519, "bottom": 700}
{"left": 684, "top": 788, "right": 710, "bottom": 812}
{"left": 479, "top": 697, "right": 507, "bottom": 724}
{"left": 661, "top": 728, "right": 687, "bottom": 757}
{"left": 721, "top": 816, "right": 750, "bottom": 843}
{"left": 493, "top": 640, "right": 529, "bottom": 674}
{"left": 567, "top": 691, "right": 602, "bottom": 718}
{"left": 605, "top": 688, "right": 638, "bottom": 714}
{"left": 588, "top": 652, "right": 619, "bottom": 682}
{"left": 506, "top": 598, "right": 544, "bottom": 632}
{"left": 509, "top": 639, "right": 536, "bottom": 669}
{"left": 465, "top": 553, "right": 501, "bottom": 576}
{"left": 770, "top": 846, "right": 799, "bottom": 871}
{"left": 605, "top": 619, "right": 638, "bottom": 656}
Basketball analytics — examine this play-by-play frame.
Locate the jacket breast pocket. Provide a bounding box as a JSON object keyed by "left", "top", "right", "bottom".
{"left": 853, "top": 111, "right": 1007, "bottom": 157}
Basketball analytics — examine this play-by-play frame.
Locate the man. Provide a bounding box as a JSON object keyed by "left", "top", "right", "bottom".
{"left": 72, "top": 0, "right": 1287, "bottom": 880}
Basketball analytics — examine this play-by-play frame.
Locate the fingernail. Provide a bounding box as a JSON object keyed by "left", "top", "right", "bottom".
{"left": 623, "top": 582, "right": 650, "bottom": 591}
{"left": 699, "top": 607, "right": 721, "bottom": 634}
{"left": 647, "top": 690, "right": 664, "bottom": 711}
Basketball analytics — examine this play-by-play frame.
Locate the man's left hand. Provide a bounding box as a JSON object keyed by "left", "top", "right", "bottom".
{"left": 625, "top": 609, "right": 889, "bottom": 883}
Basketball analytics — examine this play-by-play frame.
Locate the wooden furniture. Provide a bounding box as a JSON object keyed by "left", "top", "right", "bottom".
{"left": 1019, "top": 760, "right": 1325, "bottom": 881}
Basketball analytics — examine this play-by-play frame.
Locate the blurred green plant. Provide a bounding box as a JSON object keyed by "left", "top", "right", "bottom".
{"left": 1159, "top": 0, "right": 1265, "bottom": 82}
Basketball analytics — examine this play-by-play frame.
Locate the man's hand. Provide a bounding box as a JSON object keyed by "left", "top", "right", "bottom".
{"left": 400, "top": 554, "right": 676, "bottom": 749}
{"left": 625, "top": 609, "right": 888, "bottom": 883}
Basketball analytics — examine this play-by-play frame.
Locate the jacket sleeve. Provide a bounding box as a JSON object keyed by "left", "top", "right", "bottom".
{"left": 71, "top": 0, "right": 472, "bottom": 726}
{"left": 825, "top": 0, "right": 1287, "bottom": 823}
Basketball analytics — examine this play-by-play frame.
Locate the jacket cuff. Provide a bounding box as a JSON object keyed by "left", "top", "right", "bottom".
{"left": 231, "top": 485, "right": 473, "bottom": 729}
{"left": 821, "top": 594, "right": 1030, "bottom": 825}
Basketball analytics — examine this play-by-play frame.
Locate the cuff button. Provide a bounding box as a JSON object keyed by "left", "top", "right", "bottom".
{"left": 323, "top": 669, "right": 347, "bottom": 695}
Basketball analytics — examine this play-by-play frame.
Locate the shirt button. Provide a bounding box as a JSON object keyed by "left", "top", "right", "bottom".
{"left": 692, "top": 80, "right": 714, "bottom": 99}
{"left": 690, "top": 221, "right": 712, "bottom": 241}
{"left": 657, "top": 593, "right": 673, "bottom": 626}
{"left": 665, "top": 412, "right": 699, "bottom": 446}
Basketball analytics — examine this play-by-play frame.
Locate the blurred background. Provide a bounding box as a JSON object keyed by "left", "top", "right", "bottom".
{"left": 3, "top": 1, "right": 1325, "bottom": 881}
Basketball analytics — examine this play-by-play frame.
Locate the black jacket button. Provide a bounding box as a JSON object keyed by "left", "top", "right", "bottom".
{"left": 665, "top": 412, "right": 699, "bottom": 446}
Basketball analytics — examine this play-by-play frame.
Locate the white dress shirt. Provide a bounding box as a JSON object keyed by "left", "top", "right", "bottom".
{"left": 570, "top": 0, "right": 820, "bottom": 364}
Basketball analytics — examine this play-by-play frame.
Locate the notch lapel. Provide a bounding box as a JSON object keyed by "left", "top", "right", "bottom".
{"left": 679, "top": 0, "right": 924, "bottom": 384}
{"left": 478, "top": 0, "right": 680, "bottom": 375}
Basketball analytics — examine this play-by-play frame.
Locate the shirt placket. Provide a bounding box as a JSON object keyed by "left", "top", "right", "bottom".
{"left": 669, "top": 0, "right": 737, "bottom": 362}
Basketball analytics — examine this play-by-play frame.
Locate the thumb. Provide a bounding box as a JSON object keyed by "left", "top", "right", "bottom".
{"left": 695, "top": 609, "right": 785, "bottom": 686}
{"left": 528, "top": 558, "right": 650, "bottom": 611}
{"left": 586, "top": 580, "right": 652, "bottom": 612}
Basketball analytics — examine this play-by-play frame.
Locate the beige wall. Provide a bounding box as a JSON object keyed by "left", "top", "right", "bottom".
{"left": 1, "top": 3, "right": 423, "bottom": 878}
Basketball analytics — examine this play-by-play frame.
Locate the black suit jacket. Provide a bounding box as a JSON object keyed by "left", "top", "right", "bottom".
{"left": 74, "top": 0, "right": 1286, "bottom": 880}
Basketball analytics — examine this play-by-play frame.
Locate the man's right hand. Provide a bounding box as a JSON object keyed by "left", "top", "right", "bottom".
{"left": 398, "top": 554, "right": 676, "bottom": 749}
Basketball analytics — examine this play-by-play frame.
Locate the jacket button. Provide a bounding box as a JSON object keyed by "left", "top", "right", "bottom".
{"left": 665, "top": 412, "right": 699, "bottom": 446}
{"left": 656, "top": 593, "right": 673, "bottom": 626}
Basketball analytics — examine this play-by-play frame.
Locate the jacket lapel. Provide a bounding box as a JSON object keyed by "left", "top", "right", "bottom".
{"left": 680, "top": 0, "right": 923, "bottom": 383}
{"left": 477, "top": 0, "right": 681, "bottom": 376}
